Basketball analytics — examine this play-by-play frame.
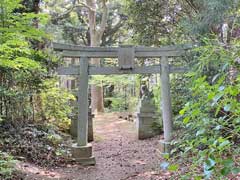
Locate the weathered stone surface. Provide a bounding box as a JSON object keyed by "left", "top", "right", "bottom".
{"left": 70, "top": 110, "right": 94, "bottom": 142}
{"left": 72, "top": 143, "right": 93, "bottom": 157}
{"left": 70, "top": 116, "right": 78, "bottom": 137}
{"left": 136, "top": 91, "right": 160, "bottom": 140}
{"left": 158, "top": 140, "right": 172, "bottom": 154}
{"left": 88, "top": 112, "right": 94, "bottom": 142}
{"left": 137, "top": 113, "right": 157, "bottom": 118}
{"left": 71, "top": 143, "right": 96, "bottom": 165}
{"left": 139, "top": 107, "right": 156, "bottom": 113}
{"left": 137, "top": 128, "right": 157, "bottom": 140}
{"left": 141, "top": 101, "right": 155, "bottom": 106}
{"left": 74, "top": 156, "right": 96, "bottom": 166}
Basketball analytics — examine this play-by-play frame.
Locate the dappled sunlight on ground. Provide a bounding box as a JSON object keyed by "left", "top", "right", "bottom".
{"left": 16, "top": 162, "right": 63, "bottom": 179}
{"left": 18, "top": 113, "right": 167, "bottom": 180}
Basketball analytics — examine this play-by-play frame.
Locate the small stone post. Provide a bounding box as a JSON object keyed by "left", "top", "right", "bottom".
{"left": 70, "top": 108, "right": 94, "bottom": 142}
{"left": 88, "top": 107, "right": 94, "bottom": 142}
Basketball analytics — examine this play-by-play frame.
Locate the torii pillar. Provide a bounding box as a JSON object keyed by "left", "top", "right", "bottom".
{"left": 71, "top": 57, "right": 95, "bottom": 165}
{"left": 159, "top": 56, "right": 173, "bottom": 154}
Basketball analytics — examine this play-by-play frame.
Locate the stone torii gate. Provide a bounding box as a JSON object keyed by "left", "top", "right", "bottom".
{"left": 53, "top": 43, "right": 190, "bottom": 165}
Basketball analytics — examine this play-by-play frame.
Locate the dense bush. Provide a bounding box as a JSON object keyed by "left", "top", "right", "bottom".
{"left": 0, "top": 0, "right": 74, "bottom": 129}
{"left": 40, "top": 79, "right": 75, "bottom": 130}
{"left": 0, "top": 0, "right": 58, "bottom": 122}
{"left": 0, "top": 151, "right": 16, "bottom": 180}
{"left": 171, "top": 38, "right": 240, "bottom": 179}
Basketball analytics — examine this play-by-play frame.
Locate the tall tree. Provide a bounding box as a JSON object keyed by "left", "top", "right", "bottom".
{"left": 126, "top": 0, "right": 238, "bottom": 45}
{"left": 0, "top": 0, "right": 57, "bottom": 121}
{"left": 45, "top": 0, "right": 127, "bottom": 113}
{"left": 86, "top": 0, "right": 108, "bottom": 113}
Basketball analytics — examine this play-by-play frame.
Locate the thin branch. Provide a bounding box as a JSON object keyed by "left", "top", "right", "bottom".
{"left": 105, "top": 20, "right": 124, "bottom": 37}
{"left": 98, "top": 0, "right": 109, "bottom": 38}
{"left": 184, "top": 0, "right": 198, "bottom": 13}
{"left": 77, "top": 0, "right": 96, "bottom": 11}
{"left": 86, "top": 0, "right": 97, "bottom": 45}
{"left": 52, "top": 0, "right": 95, "bottom": 22}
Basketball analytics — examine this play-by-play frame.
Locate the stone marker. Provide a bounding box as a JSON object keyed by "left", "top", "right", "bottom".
{"left": 136, "top": 85, "right": 160, "bottom": 139}
{"left": 87, "top": 108, "right": 94, "bottom": 142}
{"left": 70, "top": 110, "right": 94, "bottom": 142}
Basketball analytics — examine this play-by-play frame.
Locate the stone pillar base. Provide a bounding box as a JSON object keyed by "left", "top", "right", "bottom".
{"left": 159, "top": 140, "right": 172, "bottom": 154}
{"left": 136, "top": 113, "right": 159, "bottom": 140}
{"left": 71, "top": 143, "right": 96, "bottom": 165}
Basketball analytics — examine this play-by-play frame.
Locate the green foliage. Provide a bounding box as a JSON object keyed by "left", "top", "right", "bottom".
{"left": 91, "top": 75, "right": 135, "bottom": 86}
{"left": 151, "top": 84, "right": 163, "bottom": 130}
{"left": 125, "top": 0, "right": 179, "bottom": 45}
{"left": 40, "top": 79, "right": 75, "bottom": 130}
{"left": 46, "top": 133, "right": 63, "bottom": 146}
{"left": 0, "top": 151, "right": 17, "bottom": 180}
{"left": 171, "top": 74, "right": 191, "bottom": 116}
{"left": 152, "top": 84, "right": 160, "bottom": 112}
{"left": 92, "top": 75, "right": 138, "bottom": 112}
{"left": 173, "top": 38, "right": 240, "bottom": 178}
{"left": 105, "top": 97, "right": 126, "bottom": 112}
{"left": 126, "top": 0, "right": 240, "bottom": 43}
{"left": 125, "top": 0, "right": 198, "bottom": 45}
{"left": 45, "top": 0, "right": 126, "bottom": 45}
{"left": 125, "top": 1, "right": 240, "bottom": 178}
{"left": 181, "top": 0, "right": 237, "bottom": 37}
{"left": 0, "top": 0, "right": 58, "bottom": 122}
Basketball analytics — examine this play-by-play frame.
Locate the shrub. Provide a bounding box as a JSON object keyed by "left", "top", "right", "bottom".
{"left": 40, "top": 79, "right": 75, "bottom": 130}
{"left": 0, "top": 151, "right": 17, "bottom": 180}
{"left": 171, "top": 38, "right": 240, "bottom": 179}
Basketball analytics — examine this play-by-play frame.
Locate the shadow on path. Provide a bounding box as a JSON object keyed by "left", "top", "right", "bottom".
{"left": 19, "top": 113, "right": 170, "bottom": 180}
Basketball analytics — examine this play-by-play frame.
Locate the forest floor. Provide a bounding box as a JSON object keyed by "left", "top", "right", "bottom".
{"left": 16, "top": 113, "right": 172, "bottom": 180}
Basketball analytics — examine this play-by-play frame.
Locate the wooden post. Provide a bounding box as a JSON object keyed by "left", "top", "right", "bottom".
{"left": 160, "top": 56, "right": 173, "bottom": 144}
{"left": 77, "top": 57, "right": 89, "bottom": 146}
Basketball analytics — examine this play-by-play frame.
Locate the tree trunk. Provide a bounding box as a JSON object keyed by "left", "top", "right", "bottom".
{"left": 86, "top": 0, "right": 108, "bottom": 113}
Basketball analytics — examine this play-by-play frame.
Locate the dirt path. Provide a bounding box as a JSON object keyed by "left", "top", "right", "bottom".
{"left": 18, "top": 113, "right": 171, "bottom": 180}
